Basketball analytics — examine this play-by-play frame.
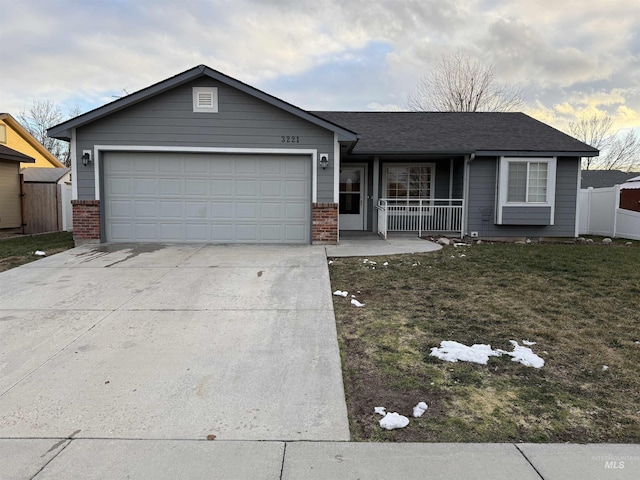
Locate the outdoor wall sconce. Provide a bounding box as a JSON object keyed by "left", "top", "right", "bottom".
{"left": 319, "top": 153, "right": 329, "bottom": 169}
{"left": 81, "top": 151, "right": 92, "bottom": 166}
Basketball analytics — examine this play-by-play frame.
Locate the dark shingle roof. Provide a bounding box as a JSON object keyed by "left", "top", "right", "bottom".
{"left": 312, "top": 111, "right": 599, "bottom": 156}
{"left": 580, "top": 170, "right": 640, "bottom": 188}
{"left": 0, "top": 144, "right": 35, "bottom": 163}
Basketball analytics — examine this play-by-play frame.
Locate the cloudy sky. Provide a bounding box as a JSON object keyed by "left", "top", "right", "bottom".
{"left": 1, "top": 0, "right": 639, "bottom": 137}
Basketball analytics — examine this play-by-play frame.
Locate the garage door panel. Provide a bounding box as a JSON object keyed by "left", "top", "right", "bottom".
{"left": 236, "top": 203, "right": 257, "bottom": 219}
{"left": 261, "top": 203, "right": 282, "bottom": 219}
{"left": 109, "top": 223, "right": 133, "bottom": 241}
{"left": 236, "top": 159, "right": 258, "bottom": 174}
{"left": 236, "top": 180, "right": 257, "bottom": 196}
{"left": 159, "top": 223, "right": 182, "bottom": 241}
{"left": 133, "top": 178, "right": 157, "bottom": 195}
{"left": 186, "top": 224, "right": 208, "bottom": 241}
{"left": 134, "top": 160, "right": 156, "bottom": 174}
{"left": 185, "top": 179, "right": 208, "bottom": 196}
{"left": 185, "top": 159, "right": 209, "bottom": 174}
{"left": 211, "top": 202, "right": 233, "bottom": 219}
{"left": 185, "top": 202, "right": 207, "bottom": 219}
{"left": 104, "top": 153, "right": 310, "bottom": 243}
{"left": 285, "top": 180, "right": 307, "bottom": 197}
{"left": 109, "top": 200, "right": 133, "bottom": 218}
{"left": 236, "top": 224, "right": 257, "bottom": 241}
{"left": 285, "top": 225, "right": 306, "bottom": 242}
{"left": 135, "top": 200, "right": 158, "bottom": 217}
{"left": 159, "top": 179, "right": 182, "bottom": 196}
{"left": 211, "top": 180, "right": 233, "bottom": 196}
{"left": 134, "top": 223, "right": 158, "bottom": 241}
{"left": 159, "top": 201, "right": 182, "bottom": 218}
{"left": 285, "top": 203, "right": 307, "bottom": 220}
{"left": 108, "top": 178, "right": 132, "bottom": 195}
{"left": 260, "top": 224, "right": 283, "bottom": 242}
{"left": 211, "top": 224, "right": 234, "bottom": 242}
{"left": 260, "top": 180, "right": 282, "bottom": 197}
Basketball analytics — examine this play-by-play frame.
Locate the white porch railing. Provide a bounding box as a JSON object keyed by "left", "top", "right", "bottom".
{"left": 376, "top": 199, "right": 464, "bottom": 239}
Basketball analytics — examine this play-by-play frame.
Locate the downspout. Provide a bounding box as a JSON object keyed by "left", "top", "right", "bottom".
{"left": 462, "top": 153, "right": 475, "bottom": 238}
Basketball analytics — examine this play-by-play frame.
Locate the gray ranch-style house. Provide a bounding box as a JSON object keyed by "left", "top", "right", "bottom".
{"left": 48, "top": 65, "right": 598, "bottom": 245}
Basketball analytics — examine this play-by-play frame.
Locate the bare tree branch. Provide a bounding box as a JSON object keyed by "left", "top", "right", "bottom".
{"left": 568, "top": 114, "right": 640, "bottom": 171}
{"left": 18, "top": 99, "right": 79, "bottom": 168}
{"left": 406, "top": 50, "right": 524, "bottom": 112}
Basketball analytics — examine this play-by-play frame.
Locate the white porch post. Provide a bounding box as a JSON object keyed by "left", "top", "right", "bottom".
{"left": 372, "top": 155, "right": 380, "bottom": 232}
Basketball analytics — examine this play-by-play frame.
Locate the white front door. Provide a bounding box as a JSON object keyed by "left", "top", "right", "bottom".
{"left": 339, "top": 166, "right": 365, "bottom": 230}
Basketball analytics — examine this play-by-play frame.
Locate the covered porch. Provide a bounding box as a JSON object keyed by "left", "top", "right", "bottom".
{"left": 338, "top": 156, "right": 467, "bottom": 239}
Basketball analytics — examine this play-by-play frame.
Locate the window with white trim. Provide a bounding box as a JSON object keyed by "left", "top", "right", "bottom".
{"left": 497, "top": 156, "right": 557, "bottom": 225}
{"left": 384, "top": 164, "right": 434, "bottom": 205}
{"left": 193, "top": 87, "right": 218, "bottom": 113}
{"left": 507, "top": 161, "right": 548, "bottom": 203}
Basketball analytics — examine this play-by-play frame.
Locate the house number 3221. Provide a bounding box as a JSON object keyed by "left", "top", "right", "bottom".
{"left": 281, "top": 136, "right": 300, "bottom": 143}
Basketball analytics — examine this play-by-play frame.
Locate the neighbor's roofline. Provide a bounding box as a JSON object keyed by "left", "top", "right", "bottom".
{"left": 0, "top": 113, "right": 65, "bottom": 167}
{"left": 0, "top": 144, "right": 36, "bottom": 163}
{"left": 346, "top": 149, "right": 599, "bottom": 157}
{"left": 47, "top": 65, "right": 358, "bottom": 141}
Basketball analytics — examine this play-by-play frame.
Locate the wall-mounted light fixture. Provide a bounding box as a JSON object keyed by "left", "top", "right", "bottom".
{"left": 81, "top": 150, "right": 92, "bottom": 166}
{"left": 319, "top": 153, "right": 329, "bottom": 169}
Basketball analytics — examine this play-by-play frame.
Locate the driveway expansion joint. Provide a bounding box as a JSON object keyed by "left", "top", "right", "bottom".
{"left": 514, "top": 443, "right": 546, "bottom": 480}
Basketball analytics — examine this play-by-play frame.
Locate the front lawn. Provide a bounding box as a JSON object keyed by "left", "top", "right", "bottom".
{"left": 329, "top": 241, "right": 640, "bottom": 442}
{"left": 0, "top": 232, "right": 74, "bottom": 272}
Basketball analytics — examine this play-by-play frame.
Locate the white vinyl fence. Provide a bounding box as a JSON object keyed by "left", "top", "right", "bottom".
{"left": 579, "top": 186, "right": 640, "bottom": 240}
{"left": 61, "top": 182, "right": 73, "bottom": 231}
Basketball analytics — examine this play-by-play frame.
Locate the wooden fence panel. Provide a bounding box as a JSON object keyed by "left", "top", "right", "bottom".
{"left": 22, "top": 183, "right": 59, "bottom": 234}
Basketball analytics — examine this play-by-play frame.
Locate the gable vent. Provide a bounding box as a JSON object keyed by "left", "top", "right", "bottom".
{"left": 193, "top": 87, "right": 218, "bottom": 113}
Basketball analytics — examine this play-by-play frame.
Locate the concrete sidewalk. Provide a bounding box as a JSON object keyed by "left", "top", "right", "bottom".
{"left": 326, "top": 232, "right": 441, "bottom": 257}
{"left": 3, "top": 439, "right": 638, "bottom": 479}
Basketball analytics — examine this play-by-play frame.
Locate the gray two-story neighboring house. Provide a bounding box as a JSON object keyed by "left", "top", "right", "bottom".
{"left": 48, "top": 65, "right": 598, "bottom": 245}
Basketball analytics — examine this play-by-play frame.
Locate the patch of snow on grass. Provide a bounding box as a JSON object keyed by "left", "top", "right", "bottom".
{"left": 522, "top": 339, "right": 536, "bottom": 346}
{"left": 374, "top": 406, "right": 386, "bottom": 416}
{"left": 497, "top": 341, "right": 545, "bottom": 369}
{"left": 431, "top": 340, "right": 545, "bottom": 368}
{"left": 413, "top": 402, "right": 428, "bottom": 417}
{"left": 430, "top": 341, "right": 501, "bottom": 365}
{"left": 351, "top": 298, "right": 365, "bottom": 307}
{"left": 379, "top": 412, "right": 409, "bottom": 430}
{"left": 333, "top": 290, "right": 348, "bottom": 297}
{"left": 34, "top": 250, "right": 46, "bottom": 256}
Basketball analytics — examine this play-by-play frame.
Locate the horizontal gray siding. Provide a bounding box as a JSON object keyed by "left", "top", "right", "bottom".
{"left": 467, "top": 156, "right": 579, "bottom": 238}
{"left": 502, "top": 206, "right": 552, "bottom": 225}
{"left": 76, "top": 77, "right": 335, "bottom": 201}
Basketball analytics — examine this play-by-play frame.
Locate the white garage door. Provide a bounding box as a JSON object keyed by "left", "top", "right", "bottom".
{"left": 104, "top": 152, "right": 311, "bottom": 243}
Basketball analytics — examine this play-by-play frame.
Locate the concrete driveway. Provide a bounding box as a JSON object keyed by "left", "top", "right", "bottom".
{"left": 0, "top": 244, "right": 349, "bottom": 441}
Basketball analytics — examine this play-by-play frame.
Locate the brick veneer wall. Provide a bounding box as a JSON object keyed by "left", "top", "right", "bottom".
{"left": 71, "top": 200, "right": 101, "bottom": 245}
{"left": 312, "top": 202, "right": 338, "bottom": 244}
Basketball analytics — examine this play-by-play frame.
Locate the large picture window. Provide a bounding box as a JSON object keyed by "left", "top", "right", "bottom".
{"left": 497, "top": 156, "right": 557, "bottom": 225}
{"left": 385, "top": 164, "right": 434, "bottom": 204}
{"left": 507, "top": 161, "right": 548, "bottom": 203}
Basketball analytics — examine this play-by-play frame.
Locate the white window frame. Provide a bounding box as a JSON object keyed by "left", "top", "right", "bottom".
{"left": 382, "top": 163, "right": 435, "bottom": 207}
{"left": 192, "top": 87, "right": 218, "bottom": 113}
{"left": 497, "top": 156, "right": 556, "bottom": 224}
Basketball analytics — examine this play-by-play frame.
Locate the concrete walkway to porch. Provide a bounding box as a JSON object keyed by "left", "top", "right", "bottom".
{"left": 326, "top": 232, "right": 442, "bottom": 257}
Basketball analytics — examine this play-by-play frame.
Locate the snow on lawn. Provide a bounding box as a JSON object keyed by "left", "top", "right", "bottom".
{"left": 413, "top": 402, "right": 428, "bottom": 417}
{"left": 34, "top": 250, "right": 46, "bottom": 256}
{"left": 351, "top": 298, "right": 365, "bottom": 307}
{"left": 430, "top": 341, "right": 501, "bottom": 365}
{"left": 379, "top": 412, "right": 410, "bottom": 430}
{"left": 431, "top": 340, "right": 545, "bottom": 368}
{"left": 333, "top": 290, "right": 348, "bottom": 297}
